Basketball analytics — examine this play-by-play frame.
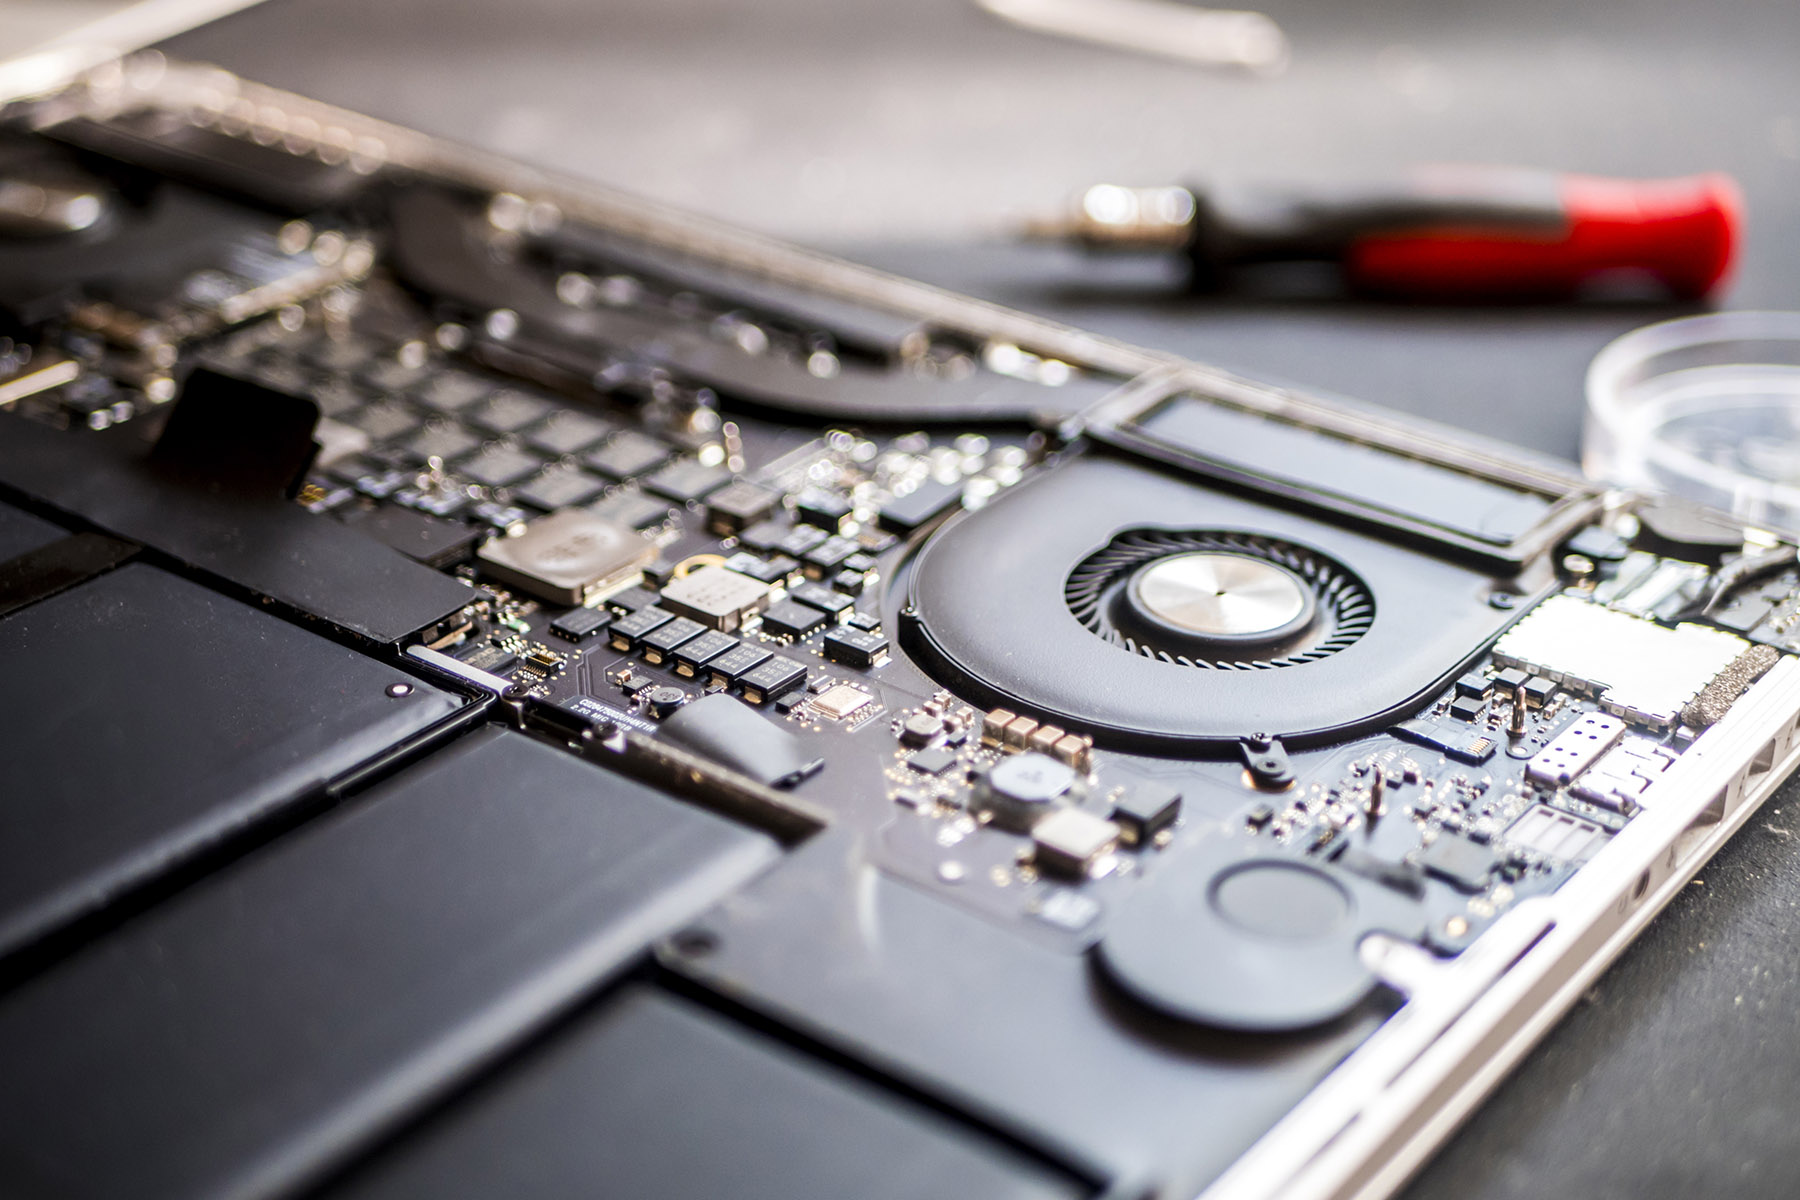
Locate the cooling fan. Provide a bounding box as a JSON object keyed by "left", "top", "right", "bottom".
{"left": 1065, "top": 529, "right": 1375, "bottom": 669}
{"left": 900, "top": 455, "right": 1527, "bottom": 751}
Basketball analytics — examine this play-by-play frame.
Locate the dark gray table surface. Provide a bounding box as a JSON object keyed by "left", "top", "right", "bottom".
{"left": 163, "top": 2, "right": 1800, "bottom": 1196}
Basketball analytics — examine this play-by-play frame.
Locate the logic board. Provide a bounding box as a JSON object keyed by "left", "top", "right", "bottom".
{"left": 1, "top": 56, "right": 1798, "bottom": 1200}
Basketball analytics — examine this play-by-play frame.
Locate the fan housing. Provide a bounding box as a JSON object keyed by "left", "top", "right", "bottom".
{"left": 898, "top": 455, "right": 1525, "bottom": 753}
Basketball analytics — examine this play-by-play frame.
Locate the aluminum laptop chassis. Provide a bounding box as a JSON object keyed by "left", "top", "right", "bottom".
{"left": 3, "top": 53, "right": 1796, "bottom": 1200}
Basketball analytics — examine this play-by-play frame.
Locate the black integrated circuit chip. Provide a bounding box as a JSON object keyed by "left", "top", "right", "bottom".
{"left": 549, "top": 605, "right": 611, "bottom": 643}
{"left": 723, "top": 551, "right": 791, "bottom": 584}
{"left": 585, "top": 431, "right": 670, "bottom": 480}
{"left": 1453, "top": 672, "right": 1491, "bottom": 700}
{"left": 822, "top": 626, "right": 889, "bottom": 669}
{"left": 399, "top": 421, "right": 482, "bottom": 465}
{"left": 877, "top": 478, "right": 963, "bottom": 534}
{"left": 794, "top": 490, "right": 852, "bottom": 530}
{"left": 738, "top": 655, "right": 807, "bottom": 704}
{"left": 707, "top": 642, "right": 774, "bottom": 684}
{"left": 345, "top": 398, "right": 420, "bottom": 442}
{"left": 468, "top": 389, "right": 553, "bottom": 435}
{"left": 456, "top": 640, "right": 519, "bottom": 675}
{"left": 736, "top": 519, "right": 789, "bottom": 553}
{"left": 802, "top": 536, "right": 859, "bottom": 578}
{"left": 639, "top": 615, "right": 707, "bottom": 663}
{"left": 513, "top": 465, "right": 607, "bottom": 512}
{"left": 414, "top": 370, "right": 491, "bottom": 414}
{"left": 1110, "top": 782, "right": 1182, "bottom": 845}
{"left": 759, "top": 599, "right": 827, "bottom": 640}
{"left": 774, "top": 525, "right": 829, "bottom": 558}
{"left": 588, "top": 490, "right": 673, "bottom": 530}
{"left": 906, "top": 747, "right": 959, "bottom": 776}
{"left": 458, "top": 443, "right": 542, "bottom": 488}
{"left": 1419, "top": 833, "right": 1497, "bottom": 893}
{"left": 525, "top": 410, "right": 615, "bottom": 456}
{"left": 605, "top": 585, "right": 662, "bottom": 615}
{"left": 672, "top": 630, "right": 739, "bottom": 677}
{"left": 1447, "top": 696, "right": 1486, "bottom": 723}
{"left": 609, "top": 605, "right": 676, "bottom": 651}
{"left": 787, "top": 582, "right": 853, "bottom": 618}
{"left": 706, "top": 481, "right": 781, "bottom": 534}
{"left": 643, "top": 459, "right": 731, "bottom": 503}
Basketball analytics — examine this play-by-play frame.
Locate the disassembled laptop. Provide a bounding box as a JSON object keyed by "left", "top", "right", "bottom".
{"left": 2, "top": 54, "right": 1797, "bottom": 1200}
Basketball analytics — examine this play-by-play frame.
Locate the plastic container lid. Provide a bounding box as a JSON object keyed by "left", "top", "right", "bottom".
{"left": 1585, "top": 311, "right": 1800, "bottom": 533}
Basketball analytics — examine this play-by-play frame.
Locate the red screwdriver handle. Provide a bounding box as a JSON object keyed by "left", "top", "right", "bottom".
{"left": 1344, "top": 172, "right": 1742, "bottom": 300}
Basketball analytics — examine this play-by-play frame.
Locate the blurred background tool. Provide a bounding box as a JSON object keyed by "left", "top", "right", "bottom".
{"left": 1022, "top": 169, "right": 1743, "bottom": 300}
{"left": 975, "top": 0, "right": 1288, "bottom": 73}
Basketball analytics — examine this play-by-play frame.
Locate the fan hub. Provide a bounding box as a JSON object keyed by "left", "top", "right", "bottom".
{"left": 1070, "top": 528, "right": 1371, "bottom": 669}
{"left": 1126, "top": 552, "right": 1315, "bottom": 647}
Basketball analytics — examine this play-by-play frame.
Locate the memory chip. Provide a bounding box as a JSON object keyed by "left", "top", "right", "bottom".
{"left": 640, "top": 616, "right": 707, "bottom": 663}
{"left": 672, "top": 630, "right": 739, "bottom": 678}
{"left": 707, "top": 642, "right": 773, "bottom": 685}
{"left": 739, "top": 655, "right": 807, "bottom": 704}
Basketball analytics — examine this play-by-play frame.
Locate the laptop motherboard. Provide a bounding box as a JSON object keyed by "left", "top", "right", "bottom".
{"left": 0, "top": 58, "right": 1796, "bottom": 1200}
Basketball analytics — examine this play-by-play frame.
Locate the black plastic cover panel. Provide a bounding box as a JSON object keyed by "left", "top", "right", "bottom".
{"left": 51, "top": 115, "right": 369, "bottom": 214}
{"left": 327, "top": 986, "right": 1086, "bottom": 1200}
{"left": 0, "top": 410, "right": 473, "bottom": 643}
{"left": 1131, "top": 396, "right": 1553, "bottom": 547}
{"left": 0, "top": 727, "right": 778, "bottom": 1200}
{"left": 666, "top": 837, "right": 1391, "bottom": 1195}
{"left": 657, "top": 692, "right": 826, "bottom": 787}
{"left": 1097, "top": 839, "right": 1427, "bottom": 1031}
{"left": 0, "top": 497, "right": 62, "bottom": 561}
{"left": 0, "top": 563, "right": 464, "bottom": 961}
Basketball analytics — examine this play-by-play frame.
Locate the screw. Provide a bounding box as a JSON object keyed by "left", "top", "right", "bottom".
{"left": 385, "top": 682, "right": 413, "bottom": 698}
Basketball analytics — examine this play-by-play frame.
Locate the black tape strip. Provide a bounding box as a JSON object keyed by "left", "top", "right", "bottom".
{"left": 0, "top": 531, "right": 137, "bottom": 619}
